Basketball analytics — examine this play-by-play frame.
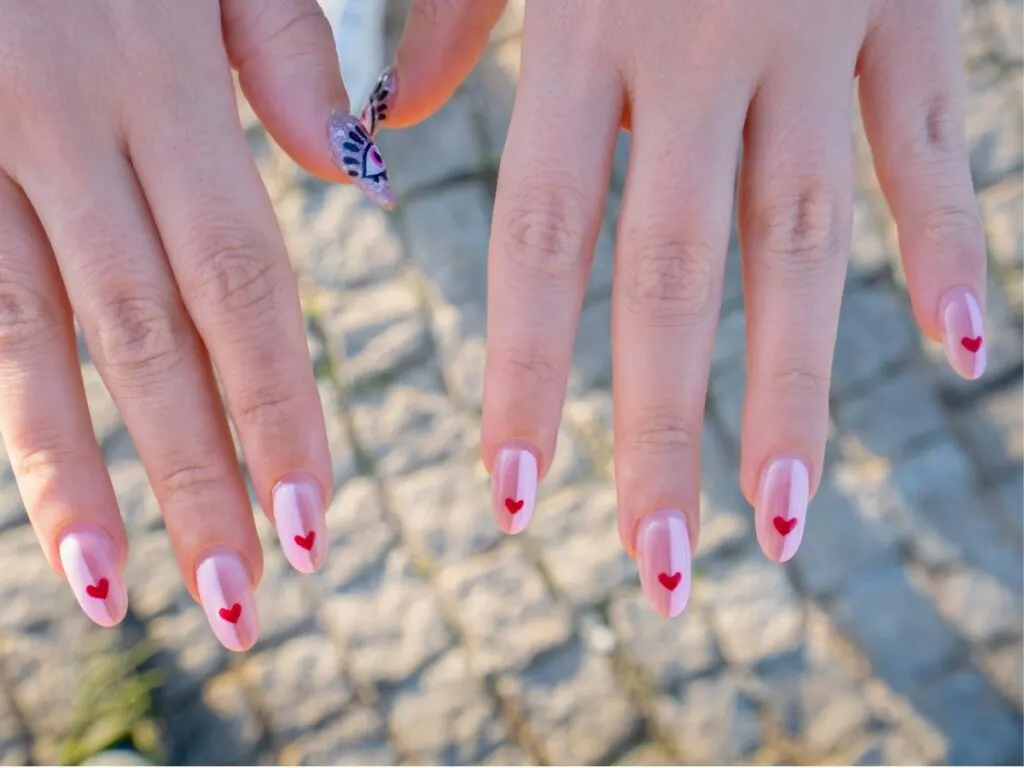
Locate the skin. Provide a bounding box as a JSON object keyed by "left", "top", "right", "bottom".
{"left": 385, "top": 0, "right": 986, "bottom": 615}
{"left": 0, "top": 0, "right": 986, "bottom": 641}
{"left": 0, "top": 0, "right": 374, "bottom": 649}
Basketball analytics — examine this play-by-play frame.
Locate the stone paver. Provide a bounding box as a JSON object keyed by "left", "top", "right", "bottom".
{"left": 0, "top": 0, "right": 1020, "bottom": 765}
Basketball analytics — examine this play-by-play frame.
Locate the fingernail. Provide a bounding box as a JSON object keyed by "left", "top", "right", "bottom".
{"left": 273, "top": 474, "right": 328, "bottom": 574}
{"left": 328, "top": 110, "right": 395, "bottom": 210}
{"left": 196, "top": 550, "right": 259, "bottom": 652}
{"left": 755, "top": 457, "right": 809, "bottom": 563}
{"left": 360, "top": 66, "right": 398, "bottom": 137}
{"left": 635, "top": 509, "right": 691, "bottom": 618}
{"left": 58, "top": 527, "right": 128, "bottom": 628}
{"left": 939, "top": 287, "right": 987, "bottom": 380}
{"left": 491, "top": 443, "right": 538, "bottom": 534}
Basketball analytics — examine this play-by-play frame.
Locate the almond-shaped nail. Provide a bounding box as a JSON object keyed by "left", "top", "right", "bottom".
{"left": 59, "top": 527, "right": 128, "bottom": 628}
{"left": 196, "top": 550, "right": 259, "bottom": 652}
{"left": 939, "top": 287, "right": 986, "bottom": 380}
{"left": 491, "top": 444, "right": 538, "bottom": 535}
{"left": 273, "top": 474, "right": 327, "bottom": 574}
{"left": 755, "top": 458, "right": 809, "bottom": 563}
{"left": 328, "top": 110, "right": 395, "bottom": 210}
{"left": 635, "top": 509, "right": 691, "bottom": 618}
{"left": 361, "top": 66, "right": 398, "bottom": 138}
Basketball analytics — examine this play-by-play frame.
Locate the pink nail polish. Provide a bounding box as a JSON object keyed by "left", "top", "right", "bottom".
{"left": 58, "top": 527, "right": 128, "bottom": 628}
{"left": 491, "top": 444, "right": 538, "bottom": 535}
{"left": 195, "top": 551, "right": 259, "bottom": 652}
{"left": 328, "top": 110, "right": 395, "bottom": 210}
{"left": 273, "top": 475, "right": 327, "bottom": 574}
{"left": 755, "top": 458, "right": 809, "bottom": 563}
{"left": 360, "top": 66, "right": 398, "bottom": 137}
{"left": 635, "top": 509, "right": 691, "bottom": 618}
{"left": 939, "top": 287, "right": 986, "bottom": 380}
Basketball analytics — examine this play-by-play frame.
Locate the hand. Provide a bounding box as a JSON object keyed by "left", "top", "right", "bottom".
{"left": 374, "top": 0, "right": 986, "bottom": 617}
{"left": 0, "top": 0, "right": 395, "bottom": 650}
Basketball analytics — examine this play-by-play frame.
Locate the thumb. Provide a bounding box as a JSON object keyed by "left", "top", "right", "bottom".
{"left": 222, "top": 0, "right": 394, "bottom": 208}
{"left": 366, "top": 0, "right": 509, "bottom": 133}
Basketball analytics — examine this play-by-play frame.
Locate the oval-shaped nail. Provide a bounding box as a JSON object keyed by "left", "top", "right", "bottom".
{"left": 195, "top": 550, "right": 259, "bottom": 652}
{"left": 59, "top": 526, "right": 128, "bottom": 628}
{"left": 755, "top": 457, "right": 809, "bottom": 563}
{"left": 361, "top": 66, "right": 398, "bottom": 137}
{"left": 939, "top": 286, "right": 986, "bottom": 380}
{"left": 635, "top": 509, "right": 691, "bottom": 618}
{"left": 328, "top": 110, "right": 395, "bottom": 210}
{"left": 491, "top": 443, "right": 538, "bottom": 534}
{"left": 273, "top": 474, "right": 328, "bottom": 574}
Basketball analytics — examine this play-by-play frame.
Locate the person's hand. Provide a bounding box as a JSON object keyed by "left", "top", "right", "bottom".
{"left": 375, "top": 0, "right": 987, "bottom": 617}
{"left": 0, "top": 0, "right": 396, "bottom": 650}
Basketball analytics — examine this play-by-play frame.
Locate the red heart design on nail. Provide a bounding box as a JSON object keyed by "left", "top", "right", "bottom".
{"left": 505, "top": 498, "right": 524, "bottom": 514}
{"left": 961, "top": 336, "right": 982, "bottom": 353}
{"left": 294, "top": 532, "right": 316, "bottom": 551}
{"left": 658, "top": 572, "right": 682, "bottom": 591}
{"left": 85, "top": 578, "right": 109, "bottom": 600}
{"left": 773, "top": 516, "right": 798, "bottom": 536}
{"left": 219, "top": 603, "right": 242, "bottom": 624}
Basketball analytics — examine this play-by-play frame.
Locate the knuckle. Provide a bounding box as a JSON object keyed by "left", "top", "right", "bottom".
{"left": 621, "top": 229, "right": 718, "bottom": 327}
{"left": 922, "top": 92, "right": 958, "bottom": 153}
{"left": 769, "top": 356, "right": 830, "bottom": 396}
{"left": 496, "top": 347, "right": 563, "bottom": 391}
{"left": 411, "top": 0, "right": 461, "bottom": 26}
{"left": 92, "top": 289, "right": 184, "bottom": 376}
{"left": 0, "top": 270, "right": 60, "bottom": 355}
{"left": 186, "top": 229, "right": 280, "bottom": 317}
{"left": 754, "top": 180, "right": 842, "bottom": 269}
{"left": 233, "top": 386, "right": 299, "bottom": 430}
{"left": 501, "top": 183, "right": 591, "bottom": 283}
{"left": 14, "top": 435, "right": 80, "bottom": 482}
{"left": 920, "top": 204, "right": 984, "bottom": 247}
{"left": 158, "top": 460, "right": 228, "bottom": 507}
{"left": 621, "top": 410, "right": 699, "bottom": 456}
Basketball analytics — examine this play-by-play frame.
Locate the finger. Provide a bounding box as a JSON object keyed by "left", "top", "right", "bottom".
{"left": 222, "top": 0, "right": 395, "bottom": 206}
{"left": 737, "top": 48, "right": 858, "bottom": 563}
{"left": 613, "top": 55, "right": 751, "bottom": 618}
{"left": 859, "top": 1, "right": 987, "bottom": 379}
{"left": 482, "top": 5, "right": 623, "bottom": 534}
{"left": 0, "top": 173, "right": 128, "bottom": 627}
{"left": 19, "top": 135, "right": 262, "bottom": 651}
{"left": 125, "top": 31, "right": 333, "bottom": 579}
{"left": 375, "top": 0, "right": 509, "bottom": 131}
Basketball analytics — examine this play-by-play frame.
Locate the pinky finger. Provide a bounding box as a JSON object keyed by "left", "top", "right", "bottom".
{"left": 0, "top": 175, "right": 128, "bottom": 626}
{"left": 859, "top": 3, "right": 987, "bottom": 379}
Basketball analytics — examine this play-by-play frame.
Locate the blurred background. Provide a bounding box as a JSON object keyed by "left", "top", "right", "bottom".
{"left": 0, "top": 0, "right": 1021, "bottom": 765}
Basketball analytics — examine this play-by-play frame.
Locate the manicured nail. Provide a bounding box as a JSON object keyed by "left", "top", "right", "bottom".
{"left": 635, "top": 509, "right": 691, "bottom": 618}
{"left": 755, "top": 458, "right": 809, "bottom": 563}
{"left": 360, "top": 66, "right": 398, "bottom": 138}
{"left": 273, "top": 474, "right": 328, "bottom": 574}
{"left": 328, "top": 110, "right": 395, "bottom": 210}
{"left": 58, "top": 527, "right": 128, "bottom": 628}
{"left": 491, "top": 444, "right": 538, "bottom": 535}
{"left": 939, "top": 287, "right": 986, "bottom": 380}
{"left": 195, "top": 550, "right": 259, "bottom": 652}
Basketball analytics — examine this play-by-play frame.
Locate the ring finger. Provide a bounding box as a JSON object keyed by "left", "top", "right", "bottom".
{"left": 613, "top": 55, "right": 752, "bottom": 618}
{"left": 737, "top": 41, "right": 859, "bottom": 563}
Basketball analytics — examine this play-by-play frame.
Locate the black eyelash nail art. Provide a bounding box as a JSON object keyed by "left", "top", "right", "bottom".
{"left": 328, "top": 111, "right": 395, "bottom": 210}
{"left": 360, "top": 66, "right": 398, "bottom": 138}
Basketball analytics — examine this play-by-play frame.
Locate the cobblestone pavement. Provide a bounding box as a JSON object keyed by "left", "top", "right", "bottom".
{"left": 0, "top": 1, "right": 1021, "bottom": 765}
